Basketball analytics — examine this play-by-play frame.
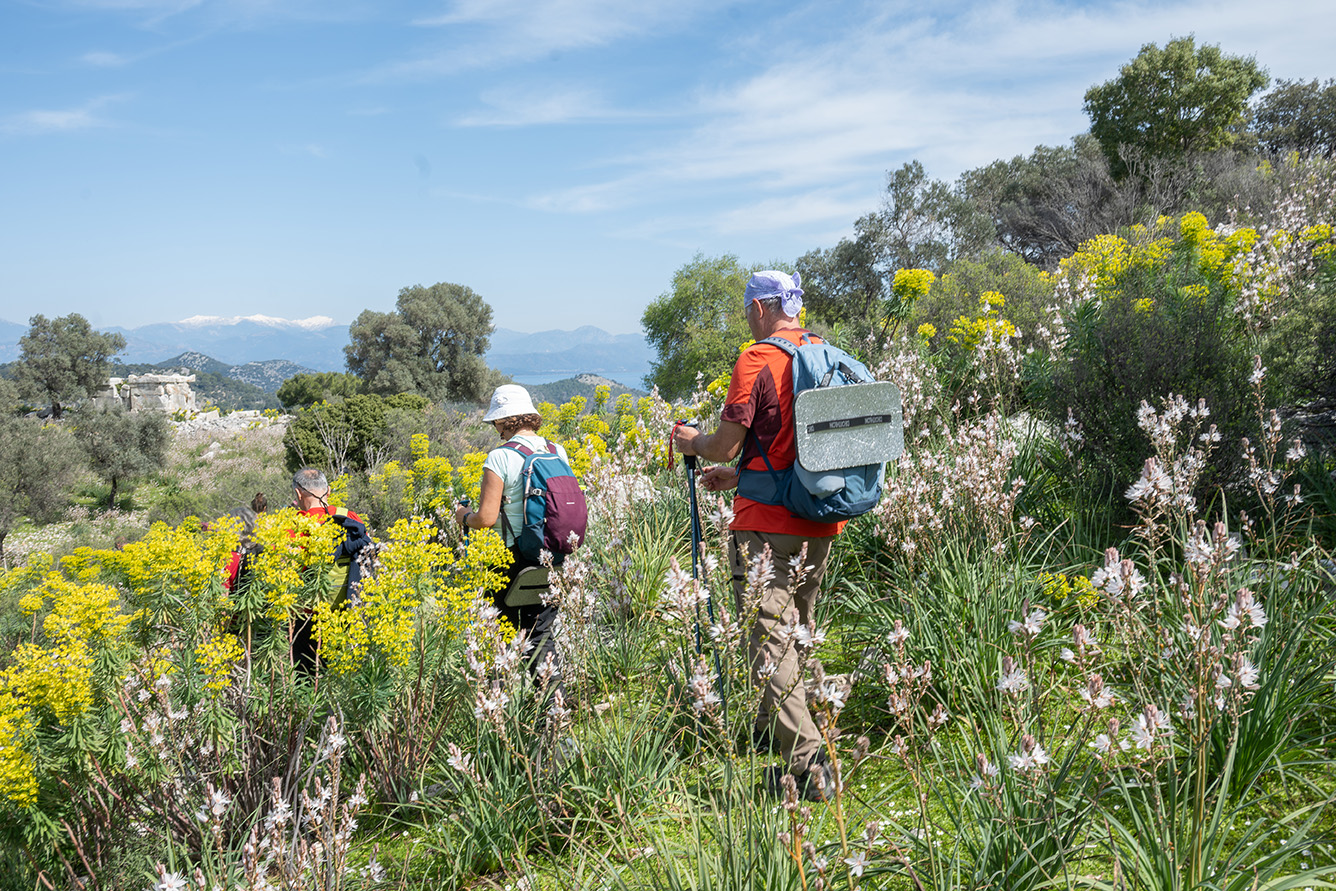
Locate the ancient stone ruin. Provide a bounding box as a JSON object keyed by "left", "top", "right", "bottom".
{"left": 93, "top": 373, "right": 197, "bottom": 413}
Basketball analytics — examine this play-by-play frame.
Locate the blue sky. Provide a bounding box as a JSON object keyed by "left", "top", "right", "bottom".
{"left": 2, "top": 0, "right": 1333, "bottom": 336}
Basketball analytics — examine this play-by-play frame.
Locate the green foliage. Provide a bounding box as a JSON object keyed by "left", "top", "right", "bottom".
{"left": 0, "top": 418, "right": 82, "bottom": 561}
{"left": 276, "top": 371, "right": 364, "bottom": 410}
{"left": 1084, "top": 37, "right": 1269, "bottom": 180}
{"left": 1045, "top": 220, "right": 1257, "bottom": 517}
{"left": 956, "top": 135, "right": 1126, "bottom": 269}
{"left": 868, "top": 161, "right": 988, "bottom": 274}
{"left": 345, "top": 282, "right": 503, "bottom": 404}
{"left": 912, "top": 251, "right": 1052, "bottom": 353}
{"left": 1253, "top": 78, "right": 1336, "bottom": 158}
{"left": 795, "top": 225, "right": 886, "bottom": 334}
{"left": 642, "top": 254, "right": 756, "bottom": 400}
{"left": 72, "top": 407, "right": 171, "bottom": 509}
{"left": 15, "top": 313, "right": 126, "bottom": 419}
{"left": 282, "top": 392, "right": 430, "bottom": 475}
{"left": 1261, "top": 256, "right": 1336, "bottom": 422}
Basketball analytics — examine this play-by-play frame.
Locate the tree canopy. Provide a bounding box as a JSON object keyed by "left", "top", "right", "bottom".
{"left": 641, "top": 254, "right": 756, "bottom": 401}
{"left": 277, "top": 371, "right": 365, "bottom": 410}
{"left": 1253, "top": 78, "right": 1336, "bottom": 158}
{"left": 0, "top": 418, "right": 82, "bottom": 561}
{"left": 345, "top": 283, "right": 501, "bottom": 404}
{"left": 73, "top": 407, "right": 171, "bottom": 509}
{"left": 1084, "top": 37, "right": 1268, "bottom": 179}
{"left": 15, "top": 314, "right": 126, "bottom": 419}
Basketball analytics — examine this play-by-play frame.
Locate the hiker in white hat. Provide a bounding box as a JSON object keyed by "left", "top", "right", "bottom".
{"left": 454, "top": 384, "right": 571, "bottom": 668}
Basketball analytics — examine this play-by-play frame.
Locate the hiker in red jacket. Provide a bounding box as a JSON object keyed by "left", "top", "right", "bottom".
{"left": 289, "top": 467, "right": 372, "bottom": 673}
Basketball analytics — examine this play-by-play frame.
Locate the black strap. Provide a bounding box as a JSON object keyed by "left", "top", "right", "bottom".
{"left": 805, "top": 413, "right": 896, "bottom": 434}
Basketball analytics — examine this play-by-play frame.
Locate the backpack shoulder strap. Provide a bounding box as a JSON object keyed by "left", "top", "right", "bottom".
{"left": 501, "top": 441, "right": 535, "bottom": 457}
{"left": 757, "top": 335, "right": 798, "bottom": 357}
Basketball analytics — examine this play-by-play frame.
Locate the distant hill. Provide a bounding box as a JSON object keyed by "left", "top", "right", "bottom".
{"left": 0, "top": 316, "right": 652, "bottom": 384}
{"left": 487, "top": 327, "right": 652, "bottom": 382}
{"left": 107, "top": 316, "right": 350, "bottom": 369}
{"left": 526, "top": 374, "right": 646, "bottom": 407}
{"left": 109, "top": 352, "right": 314, "bottom": 410}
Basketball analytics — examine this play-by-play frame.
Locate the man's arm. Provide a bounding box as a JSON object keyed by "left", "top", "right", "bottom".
{"left": 673, "top": 420, "right": 748, "bottom": 463}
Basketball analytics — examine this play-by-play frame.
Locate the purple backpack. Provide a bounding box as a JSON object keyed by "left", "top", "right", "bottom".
{"left": 501, "top": 441, "right": 588, "bottom": 565}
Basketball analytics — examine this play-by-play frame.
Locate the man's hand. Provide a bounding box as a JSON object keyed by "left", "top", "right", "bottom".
{"left": 673, "top": 420, "right": 747, "bottom": 463}
{"left": 673, "top": 423, "right": 701, "bottom": 456}
{"left": 699, "top": 465, "right": 739, "bottom": 492}
{"left": 454, "top": 503, "right": 471, "bottom": 527}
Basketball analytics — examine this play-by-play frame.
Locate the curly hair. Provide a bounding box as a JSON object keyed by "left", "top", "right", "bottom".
{"left": 494, "top": 413, "right": 543, "bottom": 439}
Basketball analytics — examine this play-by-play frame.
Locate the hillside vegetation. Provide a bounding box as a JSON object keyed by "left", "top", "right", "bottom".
{"left": 0, "top": 40, "right": 1334, "bottom": 891}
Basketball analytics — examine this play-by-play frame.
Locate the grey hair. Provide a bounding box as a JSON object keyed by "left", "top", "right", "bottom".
{"left": 753, "top": 295, "right": 796, "bottom": 319}
{"left": 292, "top": 468, "right": 329, "bottom": 494}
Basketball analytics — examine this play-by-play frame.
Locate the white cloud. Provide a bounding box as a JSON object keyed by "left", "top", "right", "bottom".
{"left": 525, "top": 0, "right": 1336, "bottom": 233}
{"left": 1, "top": 95, "right": 128, "bottom": 136}
{"left": 457, "top": 86, "right": 628, "bottom": 127}
{"left": 279, "top": 143, "right": 328, "bottom": 158}
{"left": 80, "top": 51, "right": 130, "bottom": 67}
{"left": 378, "top": 0, "right": 734, "bottom": 77}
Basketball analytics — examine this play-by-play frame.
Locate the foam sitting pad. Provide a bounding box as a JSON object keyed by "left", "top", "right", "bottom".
{"left": 504, "top": 566, "right": 551, "bottom": 608}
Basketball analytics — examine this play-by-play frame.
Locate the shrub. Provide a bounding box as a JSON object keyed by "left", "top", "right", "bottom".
{"left": 1045, "top": 215, "right": 1259, "bottom": 518}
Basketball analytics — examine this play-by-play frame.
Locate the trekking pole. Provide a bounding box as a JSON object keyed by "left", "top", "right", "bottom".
{"left": 672, "top": 420, "right": 727, "bottom": 722}
{"left": 457, "top": 498, "right": 471, "bottom": 545}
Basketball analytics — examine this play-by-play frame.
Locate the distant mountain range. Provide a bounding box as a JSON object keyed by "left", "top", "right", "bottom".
{"left": 0, "top": 315, "right": 653, "bottom": 386}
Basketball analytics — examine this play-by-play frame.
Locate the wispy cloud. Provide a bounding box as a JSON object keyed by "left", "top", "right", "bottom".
{"left": 1, "top": 94, "right": 128, "bottom": 136}
{"left": 457, "top": 85, "right": 655, "bottom": 127}
{"left": 80, "top": 50, "right": 131, "bottom": 67}
{"left": 525, "top": 0, "right": 1336, "bottom": 239}
{"left": 375, "top": 0, "right": 732, "bottom": 78}
{"left": 279, "top": 142, "right": 328, "bottom": 158}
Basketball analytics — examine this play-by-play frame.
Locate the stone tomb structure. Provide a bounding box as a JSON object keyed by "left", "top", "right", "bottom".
{"left": 93, "top": 373, "right": 197, "bottom": 413}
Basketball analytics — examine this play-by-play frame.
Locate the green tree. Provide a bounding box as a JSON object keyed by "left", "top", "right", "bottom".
{"left": 346, "top": 283, "right": 501, "bottom": 404}
{"left": 955, "top": 135, "right": 1128, "bottom": 269}
{"left": 73, "top": 407, "right": 171, "bottom": 509}
{"left": 0, "top": 418, "right": 82, "bottom": 562}
{"left": 641, "top": 254, "right": 756, "bottom": 400}
{"left": 865, "top": 161, "right": 990, "bottom": 274}
{"left": 1084, "top": 37, "right": 1268, "bottom": 179}
{"left": 283, "top": 393, "right": 430, "bottom": 475}
{"left": 796, "top": 222, "right": 885, "bottom": 330}
{"left": 1253, "top": 78, "right": 1336, "bottom": 157}
{"left": 276, "top": 371, "right": 365, "bottom": 410}
{"left": 15, "top": 314, "right": 126, "bottom": 419}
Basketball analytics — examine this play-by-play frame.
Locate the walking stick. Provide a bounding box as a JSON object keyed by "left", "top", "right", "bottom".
{"left": 671, "top": 421, "right": 726, "bottom": 718}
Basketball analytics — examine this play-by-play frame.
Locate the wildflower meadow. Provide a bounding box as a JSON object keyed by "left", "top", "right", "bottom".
{"left": 1, "top": 159, "right": 1335, "bottom": 891}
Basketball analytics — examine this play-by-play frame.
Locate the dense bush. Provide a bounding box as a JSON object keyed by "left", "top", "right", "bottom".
{"left": 1046, "top": 215, "right": 1269, "bottom": 517}
{"left": 281, "top": 392, "right": 430, "bottom": 475}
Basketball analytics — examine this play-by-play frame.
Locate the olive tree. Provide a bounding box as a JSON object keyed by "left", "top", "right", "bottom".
{"left": 0, "top": 418, "right": 83, "bottom": 563}
{"left": 1084, "top": 37, "right": 1268, "bottom": 179}
{"left": 73, "top": 407, "right": 171, "bottom": 509}
{"left": 345, "top": 282, "right": 502, "bottom": 404}
{"left": 641, "top": 254, "right": 757, "bottom": 400}
{"left": 15, "top": 314, "right": 126, "bottom": 419}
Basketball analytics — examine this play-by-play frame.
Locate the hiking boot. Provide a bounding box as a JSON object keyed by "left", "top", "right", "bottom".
{"left": 763, "top": 761, "right": 836, "bottom": 802}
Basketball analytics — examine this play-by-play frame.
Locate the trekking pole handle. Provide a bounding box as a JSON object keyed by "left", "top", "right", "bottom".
{"left": 457, "top": 498, "right": 471, "bottom": 543}
{"left": 674, "top": 419, "right": 699, "bottom": 470}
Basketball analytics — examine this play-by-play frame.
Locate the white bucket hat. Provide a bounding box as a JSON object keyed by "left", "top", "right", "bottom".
{"left": 483, "top": 384, "right": 538, "bottom": 422}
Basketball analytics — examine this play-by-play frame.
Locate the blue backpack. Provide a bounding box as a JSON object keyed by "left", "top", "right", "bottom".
{"left": 737, "top": 333, "right": 900, "bottom": 523}
{"left": 500, "top": 441, "right": 588, "bottom": 566}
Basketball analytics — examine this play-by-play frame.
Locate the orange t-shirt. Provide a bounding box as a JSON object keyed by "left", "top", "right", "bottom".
{"left": 722, "top": 329, "right": 845, "bottom": 538}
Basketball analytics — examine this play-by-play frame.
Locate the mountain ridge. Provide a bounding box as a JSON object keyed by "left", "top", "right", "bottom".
{"left": 0, "top": 316, "right": 651, "bottom": 385}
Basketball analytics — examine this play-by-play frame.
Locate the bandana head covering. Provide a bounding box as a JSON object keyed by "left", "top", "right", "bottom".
{"left": 744, "top": 270, "right": 804, "bottom": 317}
